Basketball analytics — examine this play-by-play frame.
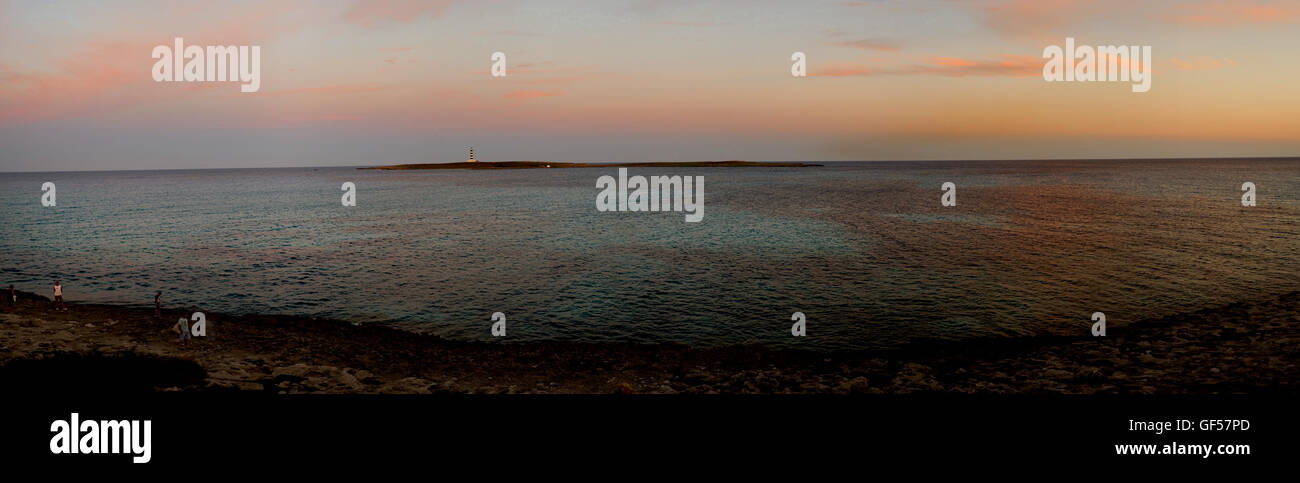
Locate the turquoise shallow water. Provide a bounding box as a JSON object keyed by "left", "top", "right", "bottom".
{"left": 2, "top": 159, "right": 1297, "bottom": 351}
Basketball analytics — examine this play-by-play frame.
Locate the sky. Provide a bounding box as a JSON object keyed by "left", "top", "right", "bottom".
{"left": 1, "top": 0, "right": 1298, "bottom": 171}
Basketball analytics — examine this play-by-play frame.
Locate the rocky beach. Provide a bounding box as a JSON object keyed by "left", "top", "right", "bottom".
{"left": 0, "top": 290, "right": 1295, "bottom": 395}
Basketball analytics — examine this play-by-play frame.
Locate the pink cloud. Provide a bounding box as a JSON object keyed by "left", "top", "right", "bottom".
{"left": 0, "top": 1, "right": 318, "bottom": 123}
{"left": 916, "top": 55, "right": 1041, "bottom": 77}
{"left": 811, "top": 55, "right": 1041, "bottom": 78}
{"left": 931, "top": 57, "right": 977, "bottom": 67}
{"left": 0, "top": 41, "right": 157, "bottom": 122}
{"left": 809, "top": 65, "right": 882, "bottom": 77}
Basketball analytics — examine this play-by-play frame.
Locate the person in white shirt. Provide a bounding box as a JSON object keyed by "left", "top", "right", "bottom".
{"left": 173, "top": 317, "right": 191, "bottom": 349}
{"left": 53, "top": 281, "right": 65, "bottom": 311}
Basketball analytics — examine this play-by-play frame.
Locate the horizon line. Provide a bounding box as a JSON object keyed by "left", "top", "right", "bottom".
{"left": 3, "top": 155, "right": 1298, "bottom": 174}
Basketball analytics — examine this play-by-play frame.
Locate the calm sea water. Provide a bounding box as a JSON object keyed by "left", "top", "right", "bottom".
{"left": 2, "top": 159, "right": 1297, "bottom": 351}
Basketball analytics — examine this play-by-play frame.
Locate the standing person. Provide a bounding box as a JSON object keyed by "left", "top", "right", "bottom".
{"left": 173, "top": 316, "right": 191, "bottom": 349}
{"left": 154, "top": 291, "right": 162, "bottom": 318}
{"left": 53, "top": 281, "right": 65, "bottom": 311}
{"left": 5, "top": 285, "right": 13, "bottom": 312}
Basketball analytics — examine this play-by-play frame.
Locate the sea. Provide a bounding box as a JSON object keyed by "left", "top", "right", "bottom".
{"left": 2, "top": 159, "right": 1297, "bottom": 351}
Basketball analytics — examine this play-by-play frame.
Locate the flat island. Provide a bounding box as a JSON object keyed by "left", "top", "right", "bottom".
{"left": 361, "top": 160, "right": 821, "bottom": 170}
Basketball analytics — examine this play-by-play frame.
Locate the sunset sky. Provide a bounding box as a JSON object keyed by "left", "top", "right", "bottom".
{"left": 1, "top": 0, "right": 1298, "bottom": 171}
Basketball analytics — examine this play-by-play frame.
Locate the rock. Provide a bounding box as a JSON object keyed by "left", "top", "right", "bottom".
{"left": 272, "top": 363, "right": 313, "bottom": 378}
{"left": 843, "top": 377, "right": 871, "bottom": 394}
{"left": 336, "top": 369, "right": 359, "bottom": 387}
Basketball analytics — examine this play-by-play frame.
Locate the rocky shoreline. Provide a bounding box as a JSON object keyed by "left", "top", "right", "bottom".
{"left": 0, "top": 290, "right": 1295, "bottom": 394}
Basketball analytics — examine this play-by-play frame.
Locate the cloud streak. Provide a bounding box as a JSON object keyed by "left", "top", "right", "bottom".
{"left": 829, "top": 38, "right": 903, "bottom": 51}
{"left": 812, "top": 55, "right": 1041, "bottom": 78}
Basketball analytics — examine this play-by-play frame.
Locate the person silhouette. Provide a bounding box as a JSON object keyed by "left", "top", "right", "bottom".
{"left": 53, "top": 281, "right": 65, "bottom": 311}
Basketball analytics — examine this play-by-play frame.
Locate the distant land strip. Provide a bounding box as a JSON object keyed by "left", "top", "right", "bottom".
{"left": 360, "top": 160, "right": 822, "bottom": 170}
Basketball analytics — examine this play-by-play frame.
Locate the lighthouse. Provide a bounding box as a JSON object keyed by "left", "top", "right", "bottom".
{"left": 466, "top": 147, "right": 478, "bottom": 163}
